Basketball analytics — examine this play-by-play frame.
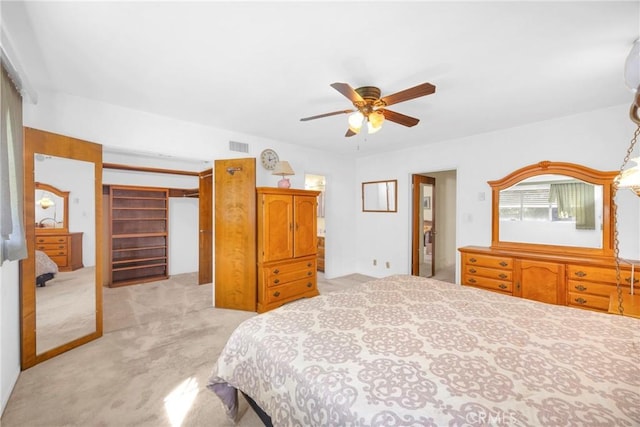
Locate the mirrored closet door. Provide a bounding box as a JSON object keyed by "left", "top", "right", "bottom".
{"left": 21, "top": 127, "right": 103, "bottom": 369}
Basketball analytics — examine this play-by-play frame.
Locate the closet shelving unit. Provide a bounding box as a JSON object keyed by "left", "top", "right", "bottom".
{"left": 108, "top": 185, "right": 169, "bottom": 287}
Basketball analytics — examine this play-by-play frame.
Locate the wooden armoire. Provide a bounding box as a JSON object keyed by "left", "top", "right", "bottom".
{"left": 256, "top": 187, "right": 320, "bottom": 313}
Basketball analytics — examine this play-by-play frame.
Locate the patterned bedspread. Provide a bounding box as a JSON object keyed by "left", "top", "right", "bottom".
{"left": 208, "top": 274, "right": 640, "bottom": 426}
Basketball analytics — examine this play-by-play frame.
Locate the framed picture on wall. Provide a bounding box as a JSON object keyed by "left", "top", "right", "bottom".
{"left": 423, "top": 196, "right": 431, "bottom": 209}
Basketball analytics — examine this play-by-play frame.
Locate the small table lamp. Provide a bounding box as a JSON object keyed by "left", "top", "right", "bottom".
{"left": 272, "top": 161, "right": 295, "bottom": 188}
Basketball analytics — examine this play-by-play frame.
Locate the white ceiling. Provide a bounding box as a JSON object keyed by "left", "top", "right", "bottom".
{"left": 4, "top": 1, "right": 640, "bottom": 157}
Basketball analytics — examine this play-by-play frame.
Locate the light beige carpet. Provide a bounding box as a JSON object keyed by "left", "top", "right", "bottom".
{"left": 1, "top": 272, "right": 372, "bottom": 427}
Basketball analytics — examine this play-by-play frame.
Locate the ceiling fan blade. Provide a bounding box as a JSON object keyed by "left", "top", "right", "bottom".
{"left": 330, "top": 82, "right": 364, "bottom": 103}
{"left": 381, "top": 109, "right": 420, "bottom": 127}
{"left": 380, "top": 82, "right": 436, "bottom": 107}
{"left": 300, "top": 109, "right": 354, "bottom": 121}
{"left": 345, "top": 128, "right": 358, "bottom": 137}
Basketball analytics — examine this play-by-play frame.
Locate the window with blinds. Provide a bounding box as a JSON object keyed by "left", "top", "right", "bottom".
{"left": 499, "top": 184, "right": 573, "bottom": 222}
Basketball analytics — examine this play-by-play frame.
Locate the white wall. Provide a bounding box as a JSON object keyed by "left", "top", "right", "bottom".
{"left": 0, "top": 261, "right": 20, "bottom": 414}
{"left": 355, "top": 104, "right": 640, "bottom": 279}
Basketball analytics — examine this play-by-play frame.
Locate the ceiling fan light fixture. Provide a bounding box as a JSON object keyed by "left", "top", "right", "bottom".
{"left": 348, "top": 111, "right": 364, "bottom": 132}
{"left": 625, "top": 38, "right": 640, "bottom": 92}
{"left": 368, "top": 111, "right": 385, "bottom": 133}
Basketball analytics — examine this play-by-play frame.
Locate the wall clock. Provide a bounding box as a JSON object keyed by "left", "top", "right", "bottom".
{"left": 260, "top": 148, "right": 279, "bottom": 170}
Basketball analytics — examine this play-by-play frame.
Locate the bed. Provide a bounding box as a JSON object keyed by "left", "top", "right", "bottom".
{"left": 35, "top": 249, "right": 58, "bottom": 287}
{"left": 208, "top": 274, "right": 640, "bottom": 426}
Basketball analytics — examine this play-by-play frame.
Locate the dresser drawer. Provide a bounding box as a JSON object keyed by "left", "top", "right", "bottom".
{"left": 567, "top": 279, "right": 624, "bottom": 297}
{"left": 265, "top": 278, "right": 316, "bottom": 304}
{"left": 463, "top": 275, "right": 512, "bottom": 293}
{"left": 567, "top": 265, "right": 638, "bottom": 286}
{"left": 35, "top": 235, "right": 68, "bottom": 245}
{"left": 464, "top": 265, "right": 512, "bottom": 281}
{"left": 49, "top": 255, "right": 68, "bottom": 267}
{"left": 567, "top": 292, "right": 610, "bottom": 311}
{"left": 36, "top": 243, "right": 68, "bottom": 255}
{"left": 464, "top": 253, "right": 512, "bottom": 269}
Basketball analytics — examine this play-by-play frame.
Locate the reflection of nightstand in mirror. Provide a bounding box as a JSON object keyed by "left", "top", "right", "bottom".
{"left": 35, "top": 231, "right": 83, "bottom": 271}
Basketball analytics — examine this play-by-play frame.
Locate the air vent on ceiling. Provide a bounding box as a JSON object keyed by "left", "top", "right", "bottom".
{"left": 229, "top": 141, "right": 249, "bottom": 153}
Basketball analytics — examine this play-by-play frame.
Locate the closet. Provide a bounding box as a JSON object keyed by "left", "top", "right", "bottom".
{"left": 107, "top": 185, "right": 169, "bottom": 287}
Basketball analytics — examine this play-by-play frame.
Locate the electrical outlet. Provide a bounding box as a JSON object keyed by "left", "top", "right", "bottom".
{"left": 386, "top": 261, "right": 390, "bottom": 268}
{"left": 373, "top": 259, "right": 377, "bottom": 266}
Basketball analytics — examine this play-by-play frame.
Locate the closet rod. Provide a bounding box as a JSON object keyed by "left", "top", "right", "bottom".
{"left": 103, "top": 162, "right": 201, "bottom": 176}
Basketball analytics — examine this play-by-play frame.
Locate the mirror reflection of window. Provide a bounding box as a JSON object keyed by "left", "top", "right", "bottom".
{"left": 498, "top": 174, "right": 603, "bottom": 248}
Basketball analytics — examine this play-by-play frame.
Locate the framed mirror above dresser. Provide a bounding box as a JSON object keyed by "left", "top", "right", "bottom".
{"left": 21, "top": 128, "right": 103, "bottom": 369}
{"left": 459, "top": 161, "right": 638, "bottom": 313}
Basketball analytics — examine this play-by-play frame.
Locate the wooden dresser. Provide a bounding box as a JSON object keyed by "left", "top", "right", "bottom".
{"left": 459, "top": 246, "right": 638, "bottom": 313}
{"left": 257, "top": 187, "right": 320, "bottom": 313}
{"left": 35, "top": 231, "right": 83, "bottom": 272}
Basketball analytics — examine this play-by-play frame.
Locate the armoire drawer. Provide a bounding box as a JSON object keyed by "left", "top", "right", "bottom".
{"left": 265, "top": 278, "right": 316, "bottom": 304}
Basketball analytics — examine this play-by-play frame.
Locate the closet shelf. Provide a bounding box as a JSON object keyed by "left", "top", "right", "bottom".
{"left": 108, "top": 185, "right": 169, "bottom": 287}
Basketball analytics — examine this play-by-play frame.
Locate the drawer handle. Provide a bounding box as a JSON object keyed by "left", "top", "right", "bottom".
{"left": 498, "top": 273, "right": 507, "bottom": 279}
{"left": 307, "top": 262, "right": 312, "bottom": 267}
{"left": 273, "top": 291, "right": 280, "bottom": 297}
{"left": 499, "top": 261, "right": 508, "bottom": 267}
{"left": 574, "top": 285, "right": 587, "bottom": 291}
{"left": 469, "top": 258, "right": 477, "bottom": 263}
{"left": 468, "top": 278, "right": 477, "bottom": 284}
{"left": 57, "top": 239, "right": 64, "bottom": 242}
{"left": 574, "top": 297, "right": 587, "bottom": 305}
{"left": 274, "top": 279, "right": 280, "bottom": 284}
{"left": 625, "top": 277, "right": 640, "bottom": 284}
{"left": 307, "top": 271, "right": 312, "bottom": 276}
{"left": 57, "top": 252, "right": 64, "bottom": 255}
{"left": 58, "top": 245, "right": 64, "bottom": 249}
{"left": 306, "top": 282, "right": 312, "bottom": 288}
{"left": 37, "top": 239, "right": 44, "bottom": 243}
{"left": 273, "top": 269, "right": 280, "bottom": 274}
{"left": 574, "top": 271, "right": 587, "bottom": 278}
{"left": 469, "top": 268, "right": 477, "bottom": 273}
{"left": 498, "top": 284, "right": 507, "bottom": 290}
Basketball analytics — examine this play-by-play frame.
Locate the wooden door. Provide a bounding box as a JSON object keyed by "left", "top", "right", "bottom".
{"left": 515, "top": 259, "right": 565, "bottom": 305}
{"left": 258, "top": 193, "right": 293, "bottom": 262}
{"left": 293, "top": 195, "right": 318, "bottom": 258}
{"left": 198, "top": 169, "right": 213, "bottom": 285}
{"left": 214, "top": 158, "right": 256, "bottom": 311}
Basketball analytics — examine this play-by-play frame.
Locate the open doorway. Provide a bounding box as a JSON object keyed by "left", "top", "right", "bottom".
{"left": 411, "top": 170, "right": 457, "bottom": 283}
{"left": 305, "top": 174, "right": 326, "bottom": 272}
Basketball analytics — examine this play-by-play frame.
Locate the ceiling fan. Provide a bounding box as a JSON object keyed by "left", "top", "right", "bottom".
{"left": 300, "top": 82, "right": 436, "bottom": 137}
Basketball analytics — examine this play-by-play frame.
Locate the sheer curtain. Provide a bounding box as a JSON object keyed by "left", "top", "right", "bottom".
{"left": 1, "top": 63, "right": 27, "bottom": 263}
{"left": 549, "top": 182, "right": 595, "bottom": 230}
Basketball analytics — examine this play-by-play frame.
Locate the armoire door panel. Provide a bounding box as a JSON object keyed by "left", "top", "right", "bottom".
{"left": 261, "top": 195, "right": 293, "bottom": 262}
{"left": 293, "top": 195, "right": 318, "bottom": 258}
